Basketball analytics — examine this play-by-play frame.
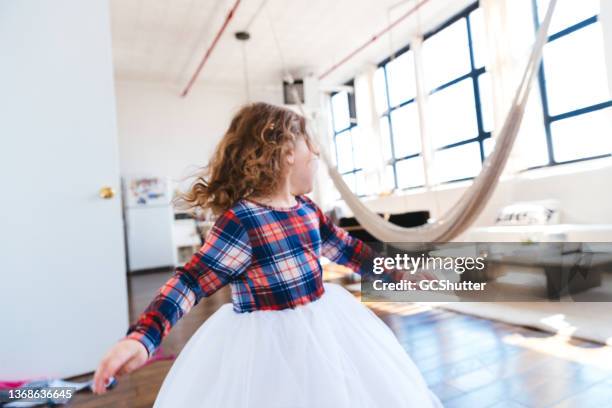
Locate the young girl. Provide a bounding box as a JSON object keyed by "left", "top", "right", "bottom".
{"left": 93, "top": 102, "right": 443, "bottom": 407}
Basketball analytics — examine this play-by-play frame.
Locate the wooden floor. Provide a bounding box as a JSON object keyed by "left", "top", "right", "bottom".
{"left": 66, "top": 271, "right": 612, "bottom": 408}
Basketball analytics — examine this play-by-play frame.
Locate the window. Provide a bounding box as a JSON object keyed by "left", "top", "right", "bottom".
{"left": 374, "top": 3, "right": 491, "bottom": 190}
{"left": 531, "top": 0, "right": 612, "bottom": 166}
{"left": 422, "top": 4, "right": 492, "bottom": 183}
{"left": 375, "top": 48, "right": 425, "bottom": 190}
{"left": 329, "top": 88, "right": 367, "bottom": 196}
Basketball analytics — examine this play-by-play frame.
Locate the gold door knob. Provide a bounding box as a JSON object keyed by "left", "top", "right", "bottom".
{"left": 99, "top": 186, "right": 116, "bottom": 199}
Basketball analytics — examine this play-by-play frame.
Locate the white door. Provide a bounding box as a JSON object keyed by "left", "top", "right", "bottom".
{"left": 0, "top": 0, "right": 129, "bottom": 380}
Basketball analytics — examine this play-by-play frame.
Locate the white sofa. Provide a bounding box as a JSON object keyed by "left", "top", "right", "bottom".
{"left": 466, "top": 224, "right": 612, "bottom": 243}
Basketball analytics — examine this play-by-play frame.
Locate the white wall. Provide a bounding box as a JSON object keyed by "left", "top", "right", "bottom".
{"left": 333, "top": 158, "right": 612, "bottom": 235}
{"left": 114, "top": 80, "right": 283, "bottom": 191}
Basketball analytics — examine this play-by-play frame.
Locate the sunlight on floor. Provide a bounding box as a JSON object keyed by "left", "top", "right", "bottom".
{"left": 349, "top": 291, "right": 612, "bottom": 373}
{"left": 362, "top": 301, "right": 436, "bottom": 317}
{"left": 500, "top": 313, "right": 612, "bottom": 371}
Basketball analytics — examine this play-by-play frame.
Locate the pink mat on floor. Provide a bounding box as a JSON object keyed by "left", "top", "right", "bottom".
{"left": 0, "top": 346, "right": 176, "bottom": 390}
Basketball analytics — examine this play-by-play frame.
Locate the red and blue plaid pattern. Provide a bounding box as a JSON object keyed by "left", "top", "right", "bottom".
{"left": 125, "top": 195, "right": 376, "bottom": 357}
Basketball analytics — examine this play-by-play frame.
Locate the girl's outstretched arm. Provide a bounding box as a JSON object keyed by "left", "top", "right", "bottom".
{"left": 300, "top": 195, "right": 374, "bottom": 274}
{"left": 304, "top": 196, "right": 404, "bottom": 282}
{"left": 124, "top": 209, "right": 252, "bottom": 358}
{"left": 92, "top": 209, "right": 251, "bottom": 394}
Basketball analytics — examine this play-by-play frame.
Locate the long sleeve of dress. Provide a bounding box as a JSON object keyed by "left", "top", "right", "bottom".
{"left": 304, "top": 196, "right": 401, "bottom": 282}
{"left": 317, "top": 208, "right": 376, "bottom": 276}
{"left": 124, "top": 209, "right": 252, "bottom": 358}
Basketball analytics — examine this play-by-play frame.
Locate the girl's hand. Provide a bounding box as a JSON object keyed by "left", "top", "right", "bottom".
{"left": 92, "top": 339, "right": 148, "bottom": 395}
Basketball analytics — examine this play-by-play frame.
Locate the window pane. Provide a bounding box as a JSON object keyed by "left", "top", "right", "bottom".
{"left": 355, "top": 171, "right": 367, "bottom": 196}
{"left": 374, "top": 67, "right": 389, "bottom": 114}
{"left": 384, "top": 164, "right": 396, "bottom": 191}
{"left": 380, "top": 116, "right": 393, "bottom": 161}
{"left": 423, "top": 19, "right": 471, "bottom": 91}
{"left": 396, "top": 157, "right": 425, "bottom": 189}
{"left": 331, "top": 91, "right": 350, "bottom": 132}
{"left": 335, "top": 130, "right": 354, "bottom": 173}
{"left": 469, "top": 8, "right": 487, "bottom": 69}
{"left": 551, "top": 108, "right": 612, "bottom": 162}
{"left": 537, "top": 0, "right": 600, "bottom": 36}
{"left": 428, "top": 78, "right": 478, "bottom": 148}
{"left": 478, "top": 72, "right": 494, "bottom": 133}
{"left": 543, "top": 22, "right": 610, "bottom": 116}
{"left": 330, "top": 131, "right": 338, "bottom": 166}
{"left": 391, "top": 103, "right": 421, "bottom": 158}
{"left": 483, "top": 137, "right": 494, "bottom": 158}
{"left": 342, "top": 172, "right": 356, "bottom": 193}
{"left": 435, "top": 143, "right": 482, "bottom": 182}
{"left": 350, "top": 126, "right": 364, "bottom": 170}
{"left": 386, "top": 51, "right": 416, "bottom": 107}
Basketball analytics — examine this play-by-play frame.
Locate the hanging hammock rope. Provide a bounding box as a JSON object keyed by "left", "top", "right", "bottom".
{"left": 269, "top": 0, "right": 558, "bottom": 244}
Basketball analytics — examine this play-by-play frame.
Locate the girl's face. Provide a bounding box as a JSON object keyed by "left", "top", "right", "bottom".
{"left": 287, "top": 136, "right": 319, "bottom": 195}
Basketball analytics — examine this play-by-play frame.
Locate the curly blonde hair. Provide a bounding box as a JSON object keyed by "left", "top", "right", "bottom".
{"left": 174, "top": 102, "right": 317, "bottom": 216}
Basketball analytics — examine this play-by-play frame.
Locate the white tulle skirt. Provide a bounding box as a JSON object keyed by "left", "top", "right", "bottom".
{"left": 153, "top": 283, "right": 444, "bottom": 408}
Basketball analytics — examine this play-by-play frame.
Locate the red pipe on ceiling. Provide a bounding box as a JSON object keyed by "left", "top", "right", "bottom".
{"left": 181, "top": 0, "right": 242, "bottom": 97}
{"left": 318, "top": 0, "right": 432, "bottom": 81}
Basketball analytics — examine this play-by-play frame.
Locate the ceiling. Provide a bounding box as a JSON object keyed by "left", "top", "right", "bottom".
{"left": 109, "top": 0, "right": 474, "bottom": 90}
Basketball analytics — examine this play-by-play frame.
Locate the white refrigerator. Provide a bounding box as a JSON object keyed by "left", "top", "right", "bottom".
{"left": 122, "top": 175, "right": 177, "bottom": 272}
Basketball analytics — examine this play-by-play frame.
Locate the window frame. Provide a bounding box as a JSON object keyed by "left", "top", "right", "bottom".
{"left": 421, "top": 2, "right": 490, "bottom": 184}
{"left": 331, "top": 1, "right": 612, "bottom": 198}
{"left": 378, "top": 45, "right": 422, "bottom": 190}
{"left": 377, "top": 2, "right": 490, "bottom": 189}
{"left": 529, "top": 0, "right": 612, "bottom": 170}
{"left": 329, "top": 82, "right": 367, "bottom": 196}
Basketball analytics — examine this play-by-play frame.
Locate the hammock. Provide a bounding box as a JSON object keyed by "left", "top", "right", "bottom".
{"left": 281, "top": 0, "right": 558, "bottom": 243}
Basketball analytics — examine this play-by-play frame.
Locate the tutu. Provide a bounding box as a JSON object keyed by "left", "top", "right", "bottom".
{"left": 153, "top": 283, "right": 443, "bottom": 408}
